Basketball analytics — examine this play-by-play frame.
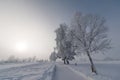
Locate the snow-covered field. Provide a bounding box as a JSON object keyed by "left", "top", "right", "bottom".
{"left": 0, "top": 62, "right": 37, "bottom": 70}
{"left": 0, "top": 61, "right": 119, "bottom": 80}
{"left": 69, "top": 61, "right": 120, "bottom": 80}
{"left": 0, "top": 62, "right": 55, "bottom": 80}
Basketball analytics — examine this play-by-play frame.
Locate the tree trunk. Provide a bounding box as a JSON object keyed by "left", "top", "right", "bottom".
{"left": 63, "top": 57, "right": 67, "bottom": 64}
{"left": 63, "top": 58, "right": 66, "bottom": 64}
{"left": 86, "top": 51, "right": 97, "bottom": 74}
{"left": 66, "top": 59, "right": 69, "bottom": 64}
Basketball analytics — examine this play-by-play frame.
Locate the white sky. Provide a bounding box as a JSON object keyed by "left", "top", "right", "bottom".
{"left": 0, "top": 1, "right": 57, "bottom": 60}
{"left": 0, "top": 0, "right": 120, "bottom": 60}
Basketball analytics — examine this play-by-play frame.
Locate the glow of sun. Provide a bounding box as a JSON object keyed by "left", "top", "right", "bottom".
{"left": 15, "top": 42, "right": 28, "bottom": 52}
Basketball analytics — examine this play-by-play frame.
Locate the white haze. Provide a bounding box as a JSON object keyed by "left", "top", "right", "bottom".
{"left": 0, "top": 0, "right": 120, "bottom": 60}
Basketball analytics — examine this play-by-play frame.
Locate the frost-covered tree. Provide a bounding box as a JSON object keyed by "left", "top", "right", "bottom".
{"left": 49, "top": 50, "right": 57, "bottom": 61}
{"left": 7, "top": 55, "right": 17, "bottom": 63}
{"left": 55, "top": 23, "right": 76, "bottom": 64}
{"left": 32, "top": 56, "right": 36, "bottom": 62}
{"left": 71, "top": 12, "right": 111, "bottom": 74}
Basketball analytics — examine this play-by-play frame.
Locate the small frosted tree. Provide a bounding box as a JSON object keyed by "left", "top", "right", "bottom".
{"left": 71, "top": 12, "right": 111, "bottom": 74}
{"left": 7, "top": 55, "right": 16, "bottom": 63}
{"left": 32, "top": 56, "right": 36, "bottom": 62}
{"left": 50, "top": 51, "right": 57, "bottom": 61}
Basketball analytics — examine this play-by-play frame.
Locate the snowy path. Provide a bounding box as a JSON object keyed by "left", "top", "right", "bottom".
{"left": 54, "top": 64, "right": 87, "bottom": 80}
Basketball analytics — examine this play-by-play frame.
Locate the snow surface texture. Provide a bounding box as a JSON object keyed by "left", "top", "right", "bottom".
{"left": 0, "top": 62, "right": 90, "bottom": 80}
{"left": 70, "top": 61, "right": 120, "bottom": 80}
{"left": 0, "top": 62, "right": 36, "bottom": 70}
{"left": 54, "top": 63, "right": 88, "bottom": 80}
{"left": 0, "top": 61, "right": 119, "bottom": 80}
{"left": 0, "top": 62, "right": 55, "bottom": 80}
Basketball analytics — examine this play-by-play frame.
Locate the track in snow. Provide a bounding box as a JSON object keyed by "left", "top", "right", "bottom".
{"left": 54, "top": 64, "right": 88, "bottom": 80}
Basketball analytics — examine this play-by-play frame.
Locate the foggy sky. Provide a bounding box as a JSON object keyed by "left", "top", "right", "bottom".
{"left": 0, "top": 0, "right": 120, "bottom": 60}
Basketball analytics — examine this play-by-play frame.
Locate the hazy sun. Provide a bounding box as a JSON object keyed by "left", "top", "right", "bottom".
{"left": 15, "top": 42, "right": 28, "bottom": 52}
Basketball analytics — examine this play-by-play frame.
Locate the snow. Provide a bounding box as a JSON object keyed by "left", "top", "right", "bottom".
{"left": 66, "top": 65, "right": 93, "bottom": 80}
{"left": 0, "top": 61, "right": 119, "bottom": 80}
{"left": 0, "top": 62, "right": 36, "bottom": 70}
{"left": 0, "top": 62, "right": 55, "bottom": 80}
{"left": 69, "top": 61, "right": 120, "bottom": 80}
{"left": 54, "top": 63, "right": 88, "bottom": 80}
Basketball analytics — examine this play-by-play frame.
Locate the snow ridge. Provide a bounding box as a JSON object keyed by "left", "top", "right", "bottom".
{"left": 40, "top": 62, "right": 56, "bottom": 80}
